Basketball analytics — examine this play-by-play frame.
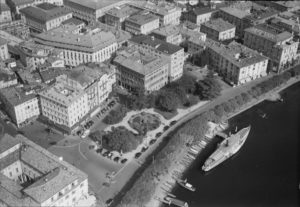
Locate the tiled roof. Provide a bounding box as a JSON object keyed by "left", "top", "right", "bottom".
{"left": 0, "top": 3, "right": 10, "bottom": 12}
{"left": 0, "top": 37, "right": 8, "bottom": 46}
{"left": 191, "top": 7, "right": 214, "bottom": 15}
{"left": 130, "top": 34, "right": 183, "bottom": 55}
{"left": 65, "top": 0, "right": 129, "bottom": 10}
{"left": 0, "top": 133, "right": 21, "bottom": 154}
{"left": 0, "top": 70, "right": 17, "bottom": 82}
{"left": 62, "top": 17, "right": 85, "bottom": 26}
{"left": 220, "top": 7, "right": 250, "bottom": 19}
{"left": 39, "top": 68, "right": 65, "bottom": 83}
{"left": 129, "top": 1, "right": 181, "bottom": 16}
{"left": 202, "top": 18, "right": 235, "bottom": 32}
{"left": 0, "top": 86, "right": 37, "bottom": 107}
{"left": 126, "top": 12, "right": 159, "bottom": 25}
{"left": 151, "top": 25, "right": 181, "bottom": 37}
{"left": 10, "top": 0, "right": 34, "bottom": 6}
{"left": 105, "top": 4, "right": 141, "bottom": 18}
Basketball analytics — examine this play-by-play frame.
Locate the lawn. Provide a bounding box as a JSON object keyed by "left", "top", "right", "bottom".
{"left": 128, "top": 112, "right": 161, "bottom": 135}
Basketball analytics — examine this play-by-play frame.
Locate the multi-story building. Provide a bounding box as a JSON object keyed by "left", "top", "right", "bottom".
{"left": 63, "top": 0, "right": 131, "bottom": 23}
{"left": 39, "top": 78, "right": 89, "bottom": 131}
{"left": 151, "top": 25, "right": 183, "bottom": 45}
{"left": 206, "top": 39, "right": 269, "bottom": 85}
{"left": 129, "top": 35, "right": 184, "bottom": 82}
{"left": 0, "top": 3, "right": 12, "bottom": 23}
{"left": 0, "top": 86, "right": 40, "bottom": 127}
{"left": 104, "top": 4, "right": 141, "bottom": 30}
{"left": 20, "top": 3, "right": 72, "bottom": 33}
{"left": 0, "top": 68, "right": 18, "bottom": 89}
{"left": 185, "top": 7, "right": 215, "bottom": 25}
{"left": 129, "top": 1, "right": 182, "bottom": 26}
{"left": 0, "top": 37, "right": 9, "bottom": 60}
{"left": 244, "top": 23, "right": 299, "bottom": 73}
{"left": 187, "top": 33, "right": 207, "bottom": 54}
{"left": 125, "top": 11, "right": 159, "bottom": 35}
{"left": 268, "top": 11, "right": 300, "bottom": 36}
{"left": 34, "top": 24, "right": 118, "bottom": 66}
{"left": 0, "top": 133, "right": 93, "bottom": 207}
{"left": 255, "top": 1, "right": 300, "bottom": 13}
{"left": 200, "top": 18, "right": 236, "bottom": 41}
{"left": 16, "top": 41, "right": 64, "bottom": 70}
{"left": 113, "top": 46, "right": 169, "bottom": 92}
{"left": 0, "top": 20, "right": 30, "bottom": 40}
{"left": 61, "top": 62, "right": 116, "bottom": 116}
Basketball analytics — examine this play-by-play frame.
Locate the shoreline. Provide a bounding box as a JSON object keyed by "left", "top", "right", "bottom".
{"left": 146, "top": 77, "right": 300, "bottom": 207}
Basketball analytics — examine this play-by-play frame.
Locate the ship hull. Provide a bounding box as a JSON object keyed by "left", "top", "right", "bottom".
{"left": 202, "top": 126, "right": 251, "bottom": 172}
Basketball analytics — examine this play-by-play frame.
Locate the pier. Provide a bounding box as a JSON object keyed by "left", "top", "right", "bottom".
{"left": 163, "top": 197, "right": 189, "bottom": 207}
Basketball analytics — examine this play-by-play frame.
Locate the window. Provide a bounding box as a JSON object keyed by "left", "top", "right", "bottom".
{"left": 9, "top": 172, "right": 12, "bottom": 177}
{"left": 16, "top": 168, "right": 19, "bottom": 173}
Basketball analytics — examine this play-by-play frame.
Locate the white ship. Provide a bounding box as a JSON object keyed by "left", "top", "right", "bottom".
{"left": 202, "top": 126, "right": 251, "bottom": 171}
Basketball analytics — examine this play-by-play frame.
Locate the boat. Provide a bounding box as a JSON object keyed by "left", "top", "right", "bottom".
{"left": 202, "top": 126, "right": 251, "bottom": 172}
{"left": 176, "top": 178, "right": 196, "bottom": 192}
{"left": 164, "top": 197, "right": 189, "bottom": 207}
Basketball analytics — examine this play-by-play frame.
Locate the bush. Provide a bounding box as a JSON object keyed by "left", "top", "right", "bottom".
{"left": 103, "top": 105, "right": 128, "bottom": 125}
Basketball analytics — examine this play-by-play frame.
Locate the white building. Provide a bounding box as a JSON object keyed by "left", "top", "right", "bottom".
{"left": 125, "top": 11, "right": 159, "bottom": 35}
{"left": 0, "top": 37, "right": 9, "bottom": 61}
{"left": 0, "top": 86, "right": 40, "bottom": 128}
{"left": 0, "top": 68, "right": 18, "bottom": 89}
{"left": 129, "top": 35, "right": 185, "bottom": 82}
{"left": 0, "top": 133, "right": 93, "bottom": 207}
{"left": 0, "top": 3, "right": 12, "bottom": 23}
{"left": 34, "top": 24, "right": 118, "bottom": 66}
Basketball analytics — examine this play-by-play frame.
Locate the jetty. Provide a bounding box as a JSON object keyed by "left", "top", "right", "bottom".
{"left": 163, "top": 197, "right": 189, "bottom": 207}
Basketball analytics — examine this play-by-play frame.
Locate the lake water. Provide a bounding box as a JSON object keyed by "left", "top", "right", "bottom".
{"left": 172, "top": 82, "right": 300, "bottom": 207}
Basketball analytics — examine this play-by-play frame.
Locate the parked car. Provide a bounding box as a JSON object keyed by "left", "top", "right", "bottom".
{"left": 113, "top": 157, "right": 120, "bottom": 162}
{"left": 149, "top": 139, "right": 156, "bottom": 145}
{"left": 103, "top": 151, "right": 110, "bottom": 157}
{"left": 170, "top": 120, "right": 177, "bottom": 126}
{"left": 155, "top": 132, "right": 162, "bottom": 138}
{"left": 107, "top": 152, "right": 113, "bottom": 159}
{"left": 81, "top": 129, "right": 90, "bottom": 139}
{"left": 135, "top": 152, "right": 142, "bottom": 159}
{"left": 121, "top": 158, "right": 128, "bottom": 164}
{"left": 96, "top": 148, "right": 103, "bottom": 154}
{"left": 141, "top": 146, "right": 148, "bottom": 152}
{"left": 163, "top": 125, "right": 170, "bottom": 131}
{"left": 105, "top": 198, "right": 113, "bottom": 206}
{"left": 76, "top": 130, "right": 82, "bottom": 136}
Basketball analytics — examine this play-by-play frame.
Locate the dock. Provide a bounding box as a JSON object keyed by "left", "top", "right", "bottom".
{"left": 164, "top": 197, "right": 189, "bottom": 207}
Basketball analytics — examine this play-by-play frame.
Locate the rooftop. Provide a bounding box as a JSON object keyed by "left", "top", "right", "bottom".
{"left": 151, "top": 25, "right": 181, "bottom": 37}
{"left": 9, "top": 0, "right": 34, "bottom": 6}
{"left": 19, "top": 4, "right": 71, "bottom": 24}
{"left": 114, "top": 47, "right": 168, "bottom": 76}
{"left": 191, "top": 7, "right": 214, "bottom": 15}
{"left": 206, "top": 39, "right": 268, "bottom": 68}
{"left": 0, "top": 133, "right": 21, "bottom": 154}
{"left": 62, "top": 17, "right": 85, "bottom": 26}
{"left": 34, "top": 25, "right": 117, "bottom": 53}
{"left": 220, "top": 7, "right": 250, "bottom": 19}
{"left": 0, "top": 37, "right": 8, "bottom": 46}
{"left": 0, "top": 86, "right": 37, "bottom": 107}
{"left": 202, "top": 18, "right": 235, "bottom": 32}
{"left": 39, "top": 67, "right": 65, "bottom": 83}
{"left": 130, "top": 1, "right": 181, "bottom": 16}
{"left": 18, "top": 41, "right": 61, "bottom": 58}
{"left": 0, "top": 134, "right": 87, "bottom": 206}
{"left": 126, "top": 12, "right": 159, "bottom": 25}
{"left": 245, "top": 23, "right": 293, "bottom": 43}
{"left": 130, "top": 34, "right": 183, "bottom": 55}
{"left": 105, "top": 4, "right": 141, "bottom": 18}
{"left": 0, "top": 3, "right": 10, "bottom": 12}
{"left": 65, "top": 0, "right": 129, "bottom": 10}
{"left": 0, "top": 70, "right": 17, "bottom": 83}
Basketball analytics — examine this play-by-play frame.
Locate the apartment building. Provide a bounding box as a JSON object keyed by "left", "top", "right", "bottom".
{"left": 63, "top": 0, "right": 131, "bottom": 23}
{"left": 200, "top": 18, "right": 236, "bottom": 41}
{"left": 255, "top": 1, "right": 300, "bottom": 13}
{"left": 17, "top": 41, "right": 64, "bottom": 70}
{"left": 20, "top": 3, "right": 72, "bottom": 33}
{"left": 129, "top": 35, "right": 184, "bottom": 82}
{"left": 268, "top": 11, "right": 300, "bottom": 36}
{"left": 129, "top": 1, "right": 182, "bottom": 26}
{"left": 151, "top": 25, "right": 183, "bottom": 45}
{"left": 125, "top": 12, "right": 159, "bottom": 35}
{"left": 186, "top": 7, "right": 215, "bottom": 25}
{"left": 244, "top": 23, "right": 299, "bottom": 73}
{"left": 206, "top": 39, "right": 268, "bottom": 85}
{"left": 34, "top": 24, "right": 118, "bottom": 66}
{"left": 6, "top": 0, "right": 34, "bottom": 19}
{"left": 0, "top": 3, "right": 12, "bottom": 23}
{"left": 0, "top": 133, "right": 93, "bottom": 207}
{"left": 0, "top": 86, "right": 40, "bottom": 127}
{"left": 0, "top": 68, "right": 18, "bottom": 89}
{"left": 104, "top": 4, "right": 141, "bottom": 30}
{"left": 0, "top": 37, "right": 9, "bottom": 61}
{"left": 113, "top": 47, "right": 169, "bottom": 92}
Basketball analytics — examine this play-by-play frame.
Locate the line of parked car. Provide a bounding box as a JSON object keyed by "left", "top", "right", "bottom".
{"left": 96, "top": 147, "right": 128, "bottom": 164}
{"left": 96, "top": 100, "right": 116, "bottom": 119}
{"left": 76, "top": 120, "right": 94, "bottom": 138}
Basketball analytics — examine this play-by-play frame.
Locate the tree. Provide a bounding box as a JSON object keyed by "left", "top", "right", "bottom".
{"left": 214, "top": 105, "right": 225, "bottom": 118}
{"left": 196, "top": 77, "right": 222, "bottom": 100}
{"left": 178, "top": 74, "right": 197, "bottom": 94}
{"left": 228, "top": 98, "right": 239, "bottom": 111}
{"left": 235, "top": 95, "right": 244, "bottom": 107}
{"left": 103, "top": 105, "right": 128, "bottom": 124}
{"left": 241, "top": 92, "right": 251, "bottom": 103}
{"left": 221, "top": 101, "right": 234, "bottom": 113}
{"left": 172, "top": 86, "right": 188, "bottom": 105}
{"left": 156, "top": 91, "right": 179, "bottom": 112}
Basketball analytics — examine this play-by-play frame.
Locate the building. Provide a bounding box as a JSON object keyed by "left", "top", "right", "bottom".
{"left": 0, "top": 37, "right": 9, "bottom": 61}
{"left": 129, "top": 1, "right": 182, "bottom": 26}
{"left": 104, "top": 4, "right": 141, "bottom": 30}
{"left": 0, "top": 20, "right": 30, "bottom": 40}
{"left": 113, "top": 46, "right": 169, "bottom": 92}
{"left": 63, "top": 0, "right": 131, "bottom": 23}
{"left": 6, "top": 0, "right": 34, "bottom": 18}
{"left": 185, "top": 7, "right": 215, "bottom": 25}
{"left": 0, "top": 3, "right": 12, "bottom": 23}
{"left": 268, "top": 11, "right": 300, "bottom": 36}
{"left": 20, "top": 3, "right": 72, "bottom": 33}
{"left": 0, "top": 67, "right": 18, "bottom": 89}
{"left": 129, "top": 35, "right": 184, "bottom": 82}
{"left": 255, "top": 1, "right": 300, "bottom": 13}
{"left": 0, "top": 86, "right": 40, "bottom": 127}
{"left": 244, "top": 23, "right": 299, "bottom": 73}
{"left": 62, "top": 17, "right": 85, "bottom": 30}
{"left": 34, "top": 24, "right": 118, "bottom": 66}
{"left": 0, "top": 133, "right": 93, "bottom": 207}
{"left": 200, "top": 18, "right": 236, "bottom": 41}
{"left": 16, "top": 41, "right": 64, "bottom": 70}
{"left": 151, "top": 25, "right": 183, "bottom": 45}
{"left": 186, "top": 32, "right": 207, "bottom": 54}
{"left": 125, "top": 11, "right": 159, "bottom": 35}
{"left": 206, "top": 39, "right": 268, "bottom": 85}
{"left": 61, "top": 62, "right": 116, "bottom": 116}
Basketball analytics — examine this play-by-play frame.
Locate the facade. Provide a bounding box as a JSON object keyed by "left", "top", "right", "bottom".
{"left": 200, "top": 18, "right": 236, "bottom": 41}
{"left": 0, "top": 3, "right": 12, "bottom": 23}
{"left": 17, "top": 41, "right": 64, "bottom": 70}
{"left": 0, "top": 37, "right": 9, "bottom": 61}
{"left": 206, "top": 39, "right": 269, "bottom": 85}
{"left": 63, "top": 0, "right": 131, "bottom": 23}
{"left": 34, "top": 24, "right": 118, "bottom": 66}
{"left": 0, "top": 86, "right": 40, "bottom": 127}
{"left": 268, "top": 11, "right": 300, "bottom": 36}
{"left": 0, "top": 133, "right": 92, "bottom": 207}
{"left": 187, "top": 33, "right": 207, "bottom": 54}
{"left": 113, "top": 46, "right": 169, "bottom": 92}
{"left": 0, "top": 68, "right": 18, "bottom": 89}
{"left": 104, "top": 4, "right": 141, "bottom": 30}
{"left": 244, "top": 24, "right": 299, "bottom": 72}
{"left": 125, "top": 12, "right": 159, "bottom": 35}
{"left": 151, "top": 25, "right": 183, "bottom": 45}
{"left": 129, "top": 35, "right": 184, "bottom": 82}
{"left": 129, "top": 1, "right": 182, "bottom": 26}
{"left": 20, "top": 3, "right": 72, "bottom": 33}
{"left": 186, "top": 7, "right": 215, "bottom": 25}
